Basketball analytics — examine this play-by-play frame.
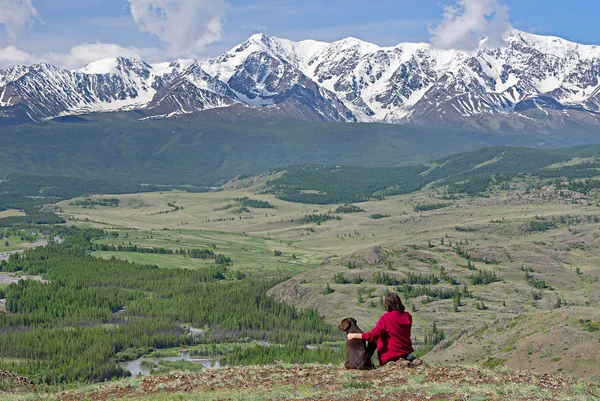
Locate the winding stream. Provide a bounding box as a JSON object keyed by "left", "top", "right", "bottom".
{"left": 120, "top": 351, "right": 220, "bottom": 377}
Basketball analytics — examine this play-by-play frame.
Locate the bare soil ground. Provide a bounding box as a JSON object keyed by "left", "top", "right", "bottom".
{"left": 0, "top": 274, "right": 47, "bottom": 314}
{"left": 0, "top": 273, "right": 46, "bottom": 285}
{"left": 0, "top": 251, "right": 21, "bottom": 262}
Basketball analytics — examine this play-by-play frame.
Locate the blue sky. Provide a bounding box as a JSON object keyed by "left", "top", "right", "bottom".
{"left": 1, "top": 0, "right": 599, "bottom": 69}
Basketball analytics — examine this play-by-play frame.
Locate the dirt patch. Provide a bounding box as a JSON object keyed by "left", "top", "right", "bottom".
{"left": 267, "top": 279, "right": 315, "bottom": 307}
{"left": 39, "top": 204, "right": 61, "bottom": 213}
{"left": 221, "top": 172, "right": 282, "bottom": 190}
{"left": 0, "top": 251, "right": 23, "bottom": 262}
{"left": 344, "top": 246, "right": 385, "bottom": 267}
{"left": 0, "top": 369, "right": 35, "bottom": 391}
{"left": 0, "top": 273, "right": 47, "bottom": 285}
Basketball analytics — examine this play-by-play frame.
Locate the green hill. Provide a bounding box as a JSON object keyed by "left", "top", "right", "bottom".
{"left": 5, "top": 142, "right": 600, "bottom": 211}
{"left": 267, "top": 145, "right": 600, "bottom": 203}
{"left": 1, "top": 113, "right": 600, "bottom": 187}
{"left": 0, "top": 117, "right": 485, "bottom": 185}
{"left": 3, "top": 132, "right": 600, "bottom": 392}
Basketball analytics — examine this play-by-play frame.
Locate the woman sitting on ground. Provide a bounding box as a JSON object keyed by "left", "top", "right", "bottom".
{"left": 347, "top": 293, "right": 421, "bottom": 366}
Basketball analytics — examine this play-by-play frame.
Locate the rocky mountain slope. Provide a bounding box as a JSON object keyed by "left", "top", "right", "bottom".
{"left": 2, "top": 30, "right": 600, "bottom": 131}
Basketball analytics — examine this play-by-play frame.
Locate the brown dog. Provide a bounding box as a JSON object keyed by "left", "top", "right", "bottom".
{"left": 339, "top": 317, "right": 377, "bottom": 370}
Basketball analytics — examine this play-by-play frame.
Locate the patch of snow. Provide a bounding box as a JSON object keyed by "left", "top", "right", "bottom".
{"left": 230, "top": 89, "right": 274, "bottom": 107}
{"left": 537, "top": 75, "right": 562, "bottom": 94}
{"left": 78, "top": 58, "right": 120, "bottom": 75}
{"left": 150, "top": 62, "right": 173, "bottom": 76}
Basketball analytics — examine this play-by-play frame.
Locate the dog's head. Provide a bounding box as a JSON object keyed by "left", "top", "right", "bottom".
{"left": 338, "top": 317, "right": 358, "bottom": 332}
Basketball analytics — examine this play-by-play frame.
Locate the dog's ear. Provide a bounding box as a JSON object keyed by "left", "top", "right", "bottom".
{"left": 338, "top": 318, "right": 350, "bottom": 331}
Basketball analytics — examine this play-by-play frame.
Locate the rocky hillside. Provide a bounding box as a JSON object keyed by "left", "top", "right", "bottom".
{"left": 427, "top": 307, "right": 600, "bottom": 379}
{"left": 2, "top": 30, "right": 600, "bottom": 132}
{"left": 267, "top": 173, "right": 600, "bottom": 379}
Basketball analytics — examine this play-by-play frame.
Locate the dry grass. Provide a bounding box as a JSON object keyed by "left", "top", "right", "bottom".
{"left": 0, "top": 210, "right": 26, "bottom": 218}
{"left": 3, "top": 363, "right": 598, "bottom": 401}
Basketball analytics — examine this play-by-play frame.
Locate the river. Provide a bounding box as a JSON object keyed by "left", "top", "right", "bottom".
{"left": 120, "top": 351, "right": 220, "bottom": 377}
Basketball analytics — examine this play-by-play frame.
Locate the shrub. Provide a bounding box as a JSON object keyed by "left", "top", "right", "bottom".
{"left": 370, "top": 214, "right": 390, "bottom": 220}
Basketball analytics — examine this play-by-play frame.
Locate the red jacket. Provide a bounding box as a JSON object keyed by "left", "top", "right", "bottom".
{"left": 362, "top": 310, "right": 414, "bottom": 365}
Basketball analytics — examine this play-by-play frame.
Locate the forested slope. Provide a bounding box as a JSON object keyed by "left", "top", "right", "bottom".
{"left": 267, "top": 145, "right": 600, "bottom": 203}
{"left": 0, "top": 227, "right": 340, "bottom": 383}
{"left": 1, "top": 113, "right": 600, "bottom": 186}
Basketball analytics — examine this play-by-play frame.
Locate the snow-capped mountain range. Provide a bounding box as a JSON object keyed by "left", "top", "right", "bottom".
{"left": 2, "top": 30, "right": 600, "bottom": 130}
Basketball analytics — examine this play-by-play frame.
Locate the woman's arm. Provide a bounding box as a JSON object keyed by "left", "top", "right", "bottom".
{"left": 346, "top": 333, "right": 363, "bottom": 340}
{"left": 360, "top": 316, "right": 386, "bottom": 342}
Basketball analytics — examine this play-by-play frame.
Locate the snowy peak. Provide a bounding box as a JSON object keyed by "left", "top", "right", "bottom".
{"left": 200, "top": 33, "right": 354, "bottom": 120}
{"left": 78, "top": 57, "right": 152, "bottom": 79}
{"left": 203, "top": 33, "right": 329, "bottom": 82}
{"left": 149, "top": 59, "right": 196, "bottom": 77}
{"left": 0, "top": 64, "right": 31, "bottom": 86}
{"left": 2, "top": 30, "right": 600, "bottom": 130}
{"left": 505, "top": 30, "right": 600, "bottom": 60}
{"left": 240, "top": 33, "right": 328, "bottom": 61}
{"left": 327, "top": 37, "right": 383, "bottom": 55}
{"left": 0, "top": 55, "right": 238, "bottom": 123}
{"left": 79, "top": 58, "right": 123, "bottom": 74}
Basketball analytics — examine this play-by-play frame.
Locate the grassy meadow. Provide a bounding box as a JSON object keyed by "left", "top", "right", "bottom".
{"left": 60, "top": 189, "right": 337, "bottom": 276}
{"left": 0, "top": 210, "right": 26, "bottom": 218}
{"left": 0, "top": 236, "right": 32, "bottom": 253}
{"left": 0, "top": 236, "right": 42, "bottom": 253}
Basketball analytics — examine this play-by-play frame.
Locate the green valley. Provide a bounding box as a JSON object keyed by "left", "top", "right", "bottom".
{"left": 2, "top": 144, "right": 600, "bottom": 399}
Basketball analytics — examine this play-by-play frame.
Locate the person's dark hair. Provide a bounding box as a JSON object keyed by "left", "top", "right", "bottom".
{"left": 384, "top": 293, "right": 405, "bottom": 312}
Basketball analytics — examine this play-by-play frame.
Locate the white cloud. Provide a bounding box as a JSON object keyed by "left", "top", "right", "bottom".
{"left": 0, "top": 42, "right": 161, "bottom": 70}
{"left": 0, "top": 44, "right": 35, "bottom": 67}
{"left": 46, "top": 42, "right": 160, "bottom": 70}
{"left": 253, "top": 25, "right": 268, "bottom": 33}
{"left": 0, "top": 0, "right": 39, "bottom": 40}
{"left": 127, "top": 0, "right": 228, "bottom": 57}
{"left": 0, "top": 0, "right": 231, "bottom": 69}
{"left": 429, "top": 0, "right": 511, "bottom": 50}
